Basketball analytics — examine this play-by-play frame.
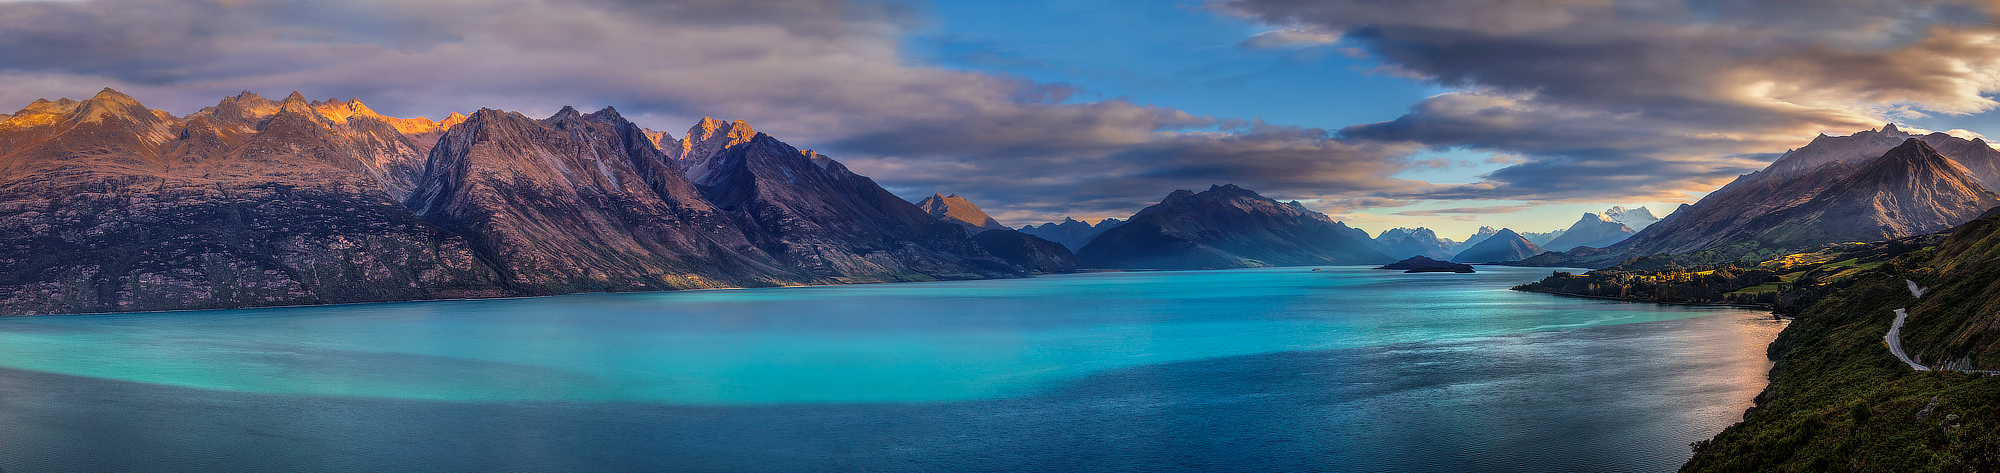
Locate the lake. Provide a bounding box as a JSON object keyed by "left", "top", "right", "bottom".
{"left": 0, "top": 266, "right": 1781, "bottom": 472}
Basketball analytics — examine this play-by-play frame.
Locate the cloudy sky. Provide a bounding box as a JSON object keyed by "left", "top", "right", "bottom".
{"left": 2, "top": 0, "right": 1997, "bottom": 239}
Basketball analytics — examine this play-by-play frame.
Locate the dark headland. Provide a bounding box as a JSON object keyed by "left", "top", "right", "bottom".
{"left": 1375, "top": 255, "right": 1475, "bottom": 273}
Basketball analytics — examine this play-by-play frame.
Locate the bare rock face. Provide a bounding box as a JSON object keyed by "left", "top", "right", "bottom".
{"left": 1735, "top": 139, "right": 2000, "bottom": 248}
{"left": 917, "top": 193, "right": 1008, "bottom": 232}
{"left": 406, "top": 107, "right": 801, "bottom": 294}
{"left": 1075, "top": 184, "right": 1395, "bottom": 269}
{"left": 0, "top": 89, "right": 505, "bottom": 315}
{"left": 682, "top": 124, "right": 1019, "bottom": 282}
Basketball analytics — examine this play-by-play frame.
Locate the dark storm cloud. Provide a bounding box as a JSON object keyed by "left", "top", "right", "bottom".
{"left": 1221, "top": 0, "right": 2000, "bottom": 201}
{"left": 0, "top": 0, "right": 1416, "bottom": 224}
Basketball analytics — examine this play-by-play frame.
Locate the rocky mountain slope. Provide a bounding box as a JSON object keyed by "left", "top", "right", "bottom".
{"left": 1526, "top": 128, "right": 2000, "bottom": 268}
{"left": 1539, "top": 212, "right": 1635, "bottom": 252}
{"left": 671, "top": 120, "right": 1017, "bottom": 283}
{"left": 0, "top": 89, "right": 505, "bottom": 315}
{"left": 1451, "top": 228, "right": 1544, "bottom": 263}
{"left": 917, "top": 193, "right": 1007, "bottom": 232}
{"left": 0, "top": 90, "right": 1026, "bottom": 315}
{"left": 1075, "top": 184, "right": 1393, "bottom": 269}
{"left": 406, "top": 106, "right": 802, "bottom": 293}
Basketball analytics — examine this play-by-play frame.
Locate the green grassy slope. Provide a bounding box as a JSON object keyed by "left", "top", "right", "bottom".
{"left": 1683, "top": 214, "right": 2000, "bottom": 472}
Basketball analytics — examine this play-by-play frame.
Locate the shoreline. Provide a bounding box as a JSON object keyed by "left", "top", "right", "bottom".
{"left": 1512, "top": 287, "right": 1776, "bottom": 311}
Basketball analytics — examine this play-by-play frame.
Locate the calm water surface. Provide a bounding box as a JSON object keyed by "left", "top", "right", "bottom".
{"left": 0, "top": 266, "right": 1781, "bottom": 472}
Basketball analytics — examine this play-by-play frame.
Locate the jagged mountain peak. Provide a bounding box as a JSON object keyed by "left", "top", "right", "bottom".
{"left": 69, "top": 87, "right": 158, "bottom": 125}
{"left": 309, "top": 98, "right": 380, "bottom": 123}
{"left": 88, "top": 87, "right": 139, "bottom": 105}
{"left": 675, "top": 117, "right": 760, "bottom": 184}
{"left": 1542, "top": 211, "right": 1637, "bottom": 252}
{"left": 4, "top": 95, "right": 82, "bottom": 128}
{"left": 917, "top": 193, "right": 1008, "bottom": 231}
{"left": 1853, "top": 138, "right": 1975, "bottom": 183}
{"left": 1604, "top": 205, "right": 1657, "bottom": 223}
{"left": 1882, "top": 123, "right": 1901, "bottom": 134}
{"left": 587, "top": 106, "right": 624, "bottom": 122}
{"left": 546, "top": 105, "right": 582, "bottom": 122}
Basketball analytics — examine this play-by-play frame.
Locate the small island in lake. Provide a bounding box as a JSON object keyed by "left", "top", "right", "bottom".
{"left": 1375, "top": 256, "right": 1476, "bottom": 273}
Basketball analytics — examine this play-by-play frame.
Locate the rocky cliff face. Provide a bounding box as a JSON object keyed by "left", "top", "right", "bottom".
{"left": 1451, "top": 228, "right": 1544, "bottom": 263}
{"left": 1074, "top": 184, "right": 1394, "bottom": 269}
{"left": 917, "top": 193, "right": 1008, "bottom": 232}
{"left": 1540, "top": 213, "right": 1635, "bottom": 252}
{"left": 0, "top": 89, "right": 505, "bottom": 315}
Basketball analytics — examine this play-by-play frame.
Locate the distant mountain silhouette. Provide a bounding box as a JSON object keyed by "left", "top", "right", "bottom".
{"left": 1540, "top": 213, "right": 1635, "bottom": 252}
{"left": 1452, "top": 228, "right": 1544, "bottom": 263}
{"left": 1075, "top": 184, "right": 1394, "bottom": 269}
{"left": 1373, "top": 227, "right": 1457, "bottom": 260}
{"left": 1019, "top": 217, "right": 1123, "bottom": 252}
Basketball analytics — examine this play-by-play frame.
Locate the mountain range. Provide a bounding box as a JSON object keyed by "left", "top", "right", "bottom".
{"left": 0, "top": 89, "right": 1025, "bottom": 315}
{"left": 1074, "top": 185, "right": 1394, "bottom": 269}
{"left": 1525, "top": 126, "right": 2000, "bottom": 268}
{"left": 1539, "top": 212, "right": 1635, "bottom": 252}
{"left": 1018, "top": 217, "right": 1123, "bottom": 252}
{"left": 1372, "top": 227, "right": 1458, "bottom": 260}
{"left": 9, "top": 88, "right": 1997, "bottom": 315}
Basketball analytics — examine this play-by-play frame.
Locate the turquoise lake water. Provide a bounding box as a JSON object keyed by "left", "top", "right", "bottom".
{"left": 0, "top": 266, "right": 1783, "bottom": 472}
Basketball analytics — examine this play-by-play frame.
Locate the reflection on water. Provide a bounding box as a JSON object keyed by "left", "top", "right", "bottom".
{"left": 0, "top": 266, "right": 1783, "bottom": 471}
